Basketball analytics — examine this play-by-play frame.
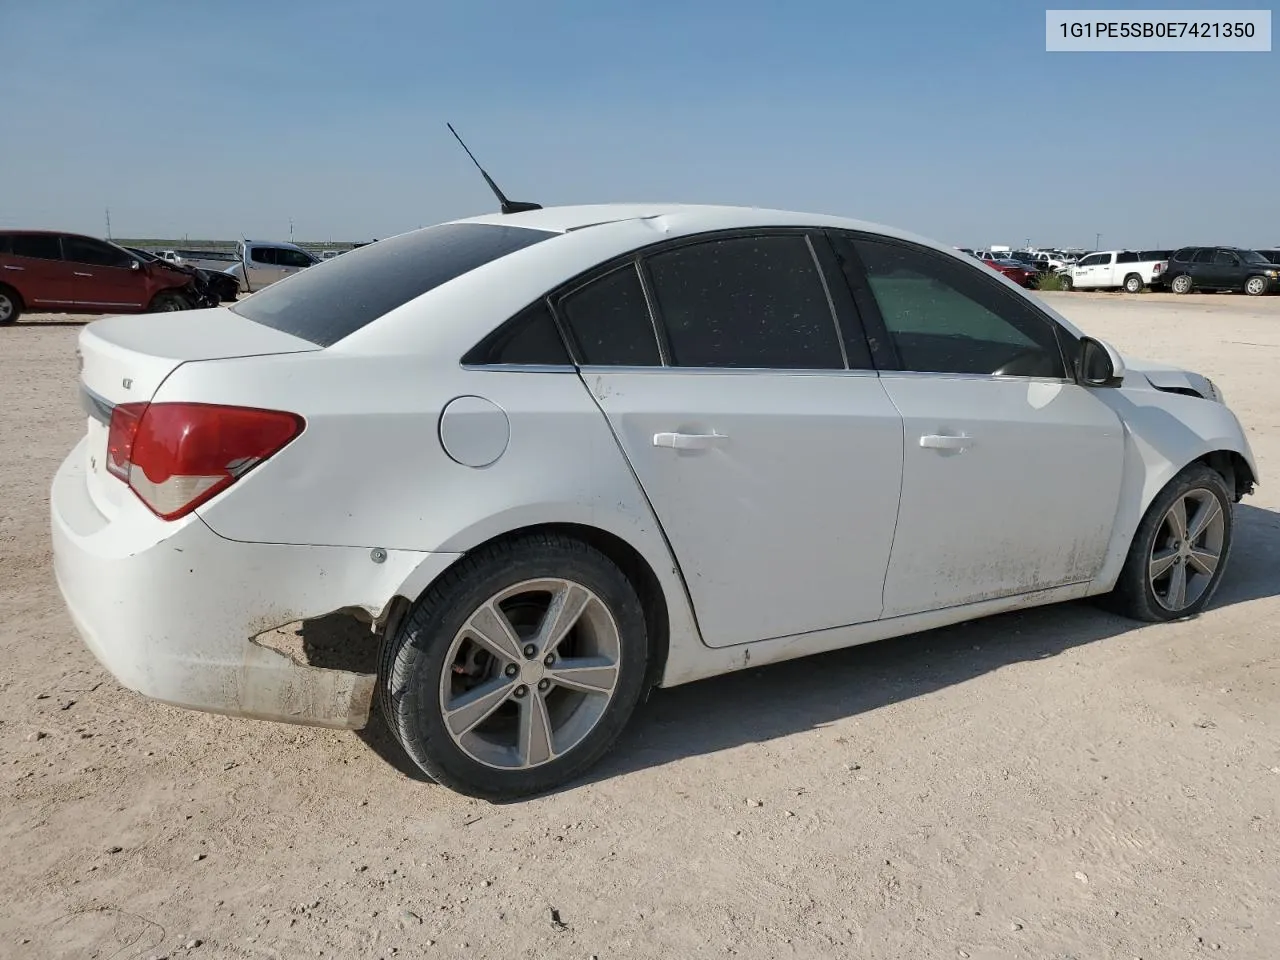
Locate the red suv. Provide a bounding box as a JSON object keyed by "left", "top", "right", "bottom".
{"left": 0, "top": 231, "right": 199, "bottom": 325}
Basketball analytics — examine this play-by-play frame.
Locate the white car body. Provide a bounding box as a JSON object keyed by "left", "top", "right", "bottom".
{"left": 1070, "top": 251, "right": 1168, "bottom": 291}
{"left": 52, "top": 204, "right": 1258, "bottom": 747}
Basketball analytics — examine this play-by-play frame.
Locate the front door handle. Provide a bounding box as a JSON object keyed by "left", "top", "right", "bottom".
{"left": 2, "top": 265, "right": 23, "bottom": 271}
{"left": 653, "top": 431, "right": 727, "bottom": 450}
{"left": 920, "top": 434, "right": 973, "bottom": 451}
{"left": 74, "top": 271, "right": 93, "bottom": 277}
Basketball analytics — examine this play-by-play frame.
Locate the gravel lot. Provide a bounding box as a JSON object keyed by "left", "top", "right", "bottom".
{"left": 2, "top": 292, "right": 1278, "bottom": 960}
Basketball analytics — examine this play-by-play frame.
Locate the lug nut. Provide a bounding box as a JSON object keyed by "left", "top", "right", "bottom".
{"left": 514, "top": 685, "right": 528, "bottom": 698}
{"left": 537, "top": 679, "right": 550, "bottom": 692}
{"left": 523, "top": 643, "right": 537, "bottom": 658}
{"left": 543, "top": 653, "right": 556, "bottom": 667}
{"left": 504, "top": 664, "right": 518, "bottom": 678}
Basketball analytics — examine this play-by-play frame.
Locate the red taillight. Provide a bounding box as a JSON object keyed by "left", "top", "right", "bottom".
{"left": 106, "top": 402, "right": 304, "bottom": 520}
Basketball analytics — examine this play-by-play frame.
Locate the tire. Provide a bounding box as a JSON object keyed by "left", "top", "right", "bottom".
{"left": 1060, "top": 275, "right": 1073, "bottom": 291}
{"left": 149, "top": 291, "right": 192, "bottom": 312}
{"left": 1109, "top": 464, "right": 1234, "bottom": 623}
{"left": 1244, "top": 275, "right": 1268, "bottom": 297}
{"left": 1171, "top": 274, "right": 1194, "bottom": 295}
{"left": 379, "top": 533, "right": 650, "bottom": 799}
{"left": 1123, "top": 274, "right": 1144, "bottom": 294}
{"left": 0, "top": 285, "right": 21, "bottom": 325}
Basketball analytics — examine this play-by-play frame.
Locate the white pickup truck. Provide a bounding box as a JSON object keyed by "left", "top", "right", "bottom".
{"left": 1064, "top": 250, "right": 1167, "bottom": 293}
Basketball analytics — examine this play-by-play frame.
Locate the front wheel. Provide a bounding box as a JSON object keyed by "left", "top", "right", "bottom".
{"left": 149, "top": 291, "right": 192, "bottom": 312}
{"left": 1060, "top": 274, "right": 1074, "bottom": 291}
{"left": 1110, "top": 464, "right": 1233, "bottom": 622}
{"left": 1244, "top": 275, "right": 1268, "bottom": 297}
{"left": 379, "top": 534, "right": 650, "bottom": 799}
{"left": 1123, "top": 274, "right": 1144, "bottom": 294}
{"left": 1171, "top": 274, "right": 1194, "bottom": 295}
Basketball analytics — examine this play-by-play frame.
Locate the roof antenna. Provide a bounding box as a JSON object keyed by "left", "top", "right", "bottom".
{"left": 447, "top": 122, "right": 542, "bottom": 215}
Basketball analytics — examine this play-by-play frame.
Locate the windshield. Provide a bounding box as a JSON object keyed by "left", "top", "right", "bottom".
{"left": 232, "top": 222, "right": 557, "bottom": 346}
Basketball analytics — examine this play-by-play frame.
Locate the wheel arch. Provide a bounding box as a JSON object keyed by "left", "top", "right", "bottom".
{"left": 383, "top": 521, "right": 679, "bottom": 691}
{"left": 0, "top": 281, "right": 25, "bottom": 314}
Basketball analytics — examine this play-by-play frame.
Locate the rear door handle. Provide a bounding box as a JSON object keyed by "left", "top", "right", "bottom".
{"left": 920, "top": 434, "right": 973, "bottom": 451}
{"left": 653, "top": 431, "right": 727, "bottom": 450}
{"left": 73, "top": 271, "right": 93, "bottom": 277}
{"left": 3, "top": 265, "right": 23, "bottom": 271}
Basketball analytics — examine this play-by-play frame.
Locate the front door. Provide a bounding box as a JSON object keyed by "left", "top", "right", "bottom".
{"left": 832, "top": 233, "right": 1125, "bottom": 618}
{"left": 245, "top": 246, "right": 282, "bottom": 290}
{"left": 60, "top": 235, "right": 149, "bottom": 309}
{"left": 557, "top": 234, "right": 905, "bottom": 648}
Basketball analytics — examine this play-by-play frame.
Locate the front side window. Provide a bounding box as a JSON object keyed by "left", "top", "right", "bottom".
{"left": 1078, "top": 254, "right": 1104, "bottom": 266}
{"left": 11, "top": 234, "right": 62, "bottom": 261}
{"left": 1213, "top": 250, "right": 1240, "bottom": 266}
{"left": 62, "top": 236, "right": 134, "bottom": 269}
{"left": 846, "top": 237, "right": 1066, "bottom": 379}
{"left": 644, "top": 234, "right": 844, "bottom": 369}
{"left": 250, "top": 247, "right": 278, "bottom": 265}
{"left": 557, "top": 263, "right": 661, "bottom": 366}
{"left": 277, "top": 249, "right": 315, "bottom": 268}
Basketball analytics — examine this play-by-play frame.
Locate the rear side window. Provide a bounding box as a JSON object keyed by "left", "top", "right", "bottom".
{"left": 1193, "top": 248, "right": 1217, "bottom": 264}
{"left": 11, "top": 234, "right": 62, "bottom": 260}
{"left": 558, "top": 264, "right": 661, "bottom": 366}
{"left": 233, "top": 223, "right": 556, "bottom": 347}
{"left": 645, "top": 235, "right": 843, "bottom": 369}
{"left": 462, "top": 299, "right": 570, "bottom": 366}
{"left": 1116, "top": 251, "right": 1139, "bottom": 264}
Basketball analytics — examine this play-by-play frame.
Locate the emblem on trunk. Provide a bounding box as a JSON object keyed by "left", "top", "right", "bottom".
{"left": 122, "top": 378, "right": 133, "bottom": 390}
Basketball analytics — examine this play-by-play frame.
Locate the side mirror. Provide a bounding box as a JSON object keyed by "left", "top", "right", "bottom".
{"left": 1078, "top": 336, "right": 1125, "bottom": 387}
{"left": 130, "top": 260, "right": 141, "bottom": 271}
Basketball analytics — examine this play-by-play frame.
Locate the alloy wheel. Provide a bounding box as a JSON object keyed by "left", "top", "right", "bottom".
{"left": 438, "top": 578, "right": 622, "bottom": 770}
{"left": 1149, "top": 489, "right": 1226, "bottom": 612}
{"left": 1245, "top": 277, "right": 1266, "bottom": 296}
{"left": 0, "top": 295, "right": 13, "bottom": 321}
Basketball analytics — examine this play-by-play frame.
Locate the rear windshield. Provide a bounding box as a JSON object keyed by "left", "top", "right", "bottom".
{"left": 232, "top": 222, "right": 557, "bottom": 346}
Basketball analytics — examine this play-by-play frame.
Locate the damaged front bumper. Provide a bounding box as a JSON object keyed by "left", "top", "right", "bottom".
{"left": 51, "top": 439, "right": 457, "bottom": 729}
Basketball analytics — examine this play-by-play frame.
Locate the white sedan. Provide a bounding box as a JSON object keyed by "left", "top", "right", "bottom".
{"left": 52, "top": 204, "right": 1258, "bottom": 799}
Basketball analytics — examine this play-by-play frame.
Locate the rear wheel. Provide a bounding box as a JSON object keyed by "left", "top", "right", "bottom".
{"left": 1109, "top": 464, "right": 1233, "bottom": 622}
{"left": 1123, "top": 273, "right": 1144, "bottom": 294}
{"left": 379, "top": 533, "right": 650, "bottom": 799}
{"left": 1244, "top": 275, "right": 1268, "bottom": 297}
{"left": 149, "top": 291, "right": 192, "bottom": 312}
{"left": 0, "top": 286, "right": 20, "bottom": 325}
{"left": 1171, "top": 274, "right": 1194, "bottom": 295}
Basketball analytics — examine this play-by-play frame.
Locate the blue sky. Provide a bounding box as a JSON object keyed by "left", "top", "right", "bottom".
{"left": 2, "top": 1, "right": 1276, "bottom": 247}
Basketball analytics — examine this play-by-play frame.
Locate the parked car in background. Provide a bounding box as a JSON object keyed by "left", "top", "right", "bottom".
{"left": 222, "top": 240, "right": 321, "bottom": 294}
{"left": 0, "top": 230, "right": 205, "bottom": 324}
{"left": 126, "top": 246, "right": 239, "bottom": 305}
{"left": 983, "top": 257, "right": 1039, "bottom": 287}
{"left": 51, "top": 203, "right": 1258, "bottom": 798}
{"left": 1255, "top": 248, "right": 1280, "bottom": 265}
{"left": 155, "top": 250, "right": 184, "bottom": 265}
{"left": 320, "top": 250, "right": 342, "bottom": 260}
{"left": 1163, "top": 247, "right": 1279, "bottom": 296}
{"left": 1064, "top": 251, "right": 1167, "bottom": 293}
{"left": 1030, "top": 251, "right": 1073, "bottom": 272}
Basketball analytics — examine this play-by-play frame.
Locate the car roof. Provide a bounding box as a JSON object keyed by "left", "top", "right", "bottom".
{"left": 451, "top": 202, "right": 931, "bottom": 245}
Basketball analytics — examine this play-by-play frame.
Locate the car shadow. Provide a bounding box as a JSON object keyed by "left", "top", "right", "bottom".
{"left": 350, "top": 502, "right": 1280, "bottom": 794}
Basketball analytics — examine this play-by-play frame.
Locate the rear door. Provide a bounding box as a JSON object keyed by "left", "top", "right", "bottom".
{"left": 60, "top": 235, "right": 149, "bottom": 310}
{"left": 831, "top": 233, "right": 1124, "bottom": 618}
{"left": 559, "top": 231, "right": 905, "bottom": 648}
{"left": 6, "top": 233, "right": 76, "bottom": 308}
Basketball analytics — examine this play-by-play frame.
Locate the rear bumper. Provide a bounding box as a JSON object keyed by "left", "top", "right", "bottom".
{"left": 51, "top": 438, "right": 455, "bottom": 729}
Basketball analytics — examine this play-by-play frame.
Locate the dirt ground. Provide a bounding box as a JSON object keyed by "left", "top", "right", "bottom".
{"left": 2, "top": 292, "right": 1278, "bottom": 960}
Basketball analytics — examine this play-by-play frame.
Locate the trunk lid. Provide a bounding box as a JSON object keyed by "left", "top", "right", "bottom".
{"left": 77, "top": 307, "right": 319, "bottom": 519}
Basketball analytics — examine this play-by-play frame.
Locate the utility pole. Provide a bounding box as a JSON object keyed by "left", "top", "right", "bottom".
{"left": 105, "top": 208, "right": 112, "bottom": 240}
{"left": 1095, "top": 232, "right": 1101, "bottom": 251}
{"left": 289, "top": 218, "right": 294, "bottom": 243}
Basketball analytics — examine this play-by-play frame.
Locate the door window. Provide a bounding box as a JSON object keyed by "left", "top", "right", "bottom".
{"left": 62, "top": 236, "right": 135, "bottom": 269}
{"left": 463, "top": 299, "right": 571, "bottom": 366}
{"left": 845, "top": 237, "right": 1067, "bottom": 378}
{"left": 1077, "top": 254, "right": 1104, "bottom": 266}
{"left": 250, "top": 247, "right": 278, "bottom": 265}
{"left": 1116, "top": 251, "right": 1139, "bottom": 264}
{"left": 276, "top": 249, "right": 315, "bottom": 268}
{"left": 558, "top": 263, "right": 662, "bottom": 366}
{"left": 1213, "top": 250, "right": 1240, "bottom": 266}
{"left": 1193, "top": 248, "right": 1217, "bottom": 264}
{"left": 644, "top": 234, "right": 844, "bottom": 369}
{"left": 10, "top": 234, "right": 62, "bottom": 261}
